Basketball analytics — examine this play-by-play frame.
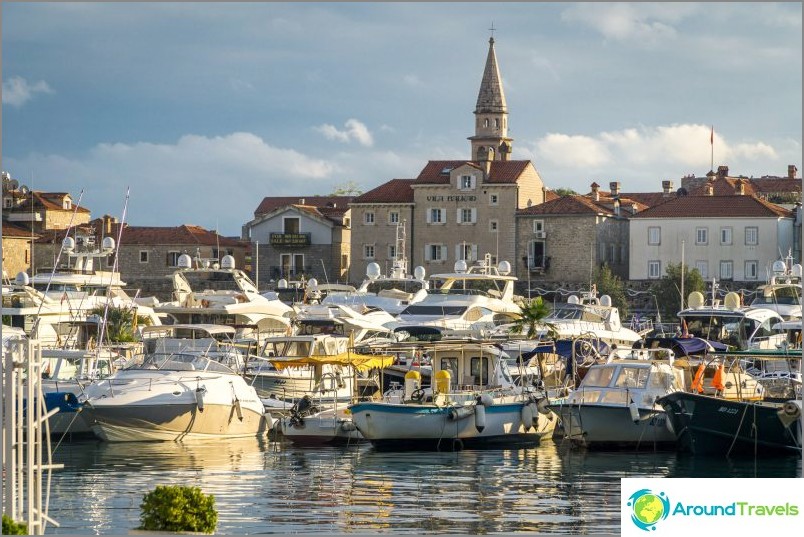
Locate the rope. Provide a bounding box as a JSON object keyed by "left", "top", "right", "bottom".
{"left": 726, "top": 401, "right": 751, "bottom": 458}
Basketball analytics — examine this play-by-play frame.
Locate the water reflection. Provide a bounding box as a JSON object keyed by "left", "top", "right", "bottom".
{"left": 46, "top": 437, "right": 801, "bottom": 535}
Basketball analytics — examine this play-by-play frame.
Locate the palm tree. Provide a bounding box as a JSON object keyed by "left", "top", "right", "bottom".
{"left": 509, "top": 297, "right": 557, "bottom": 339}
{"left": 90, "top": 305, "right": 151, "bottom": 343}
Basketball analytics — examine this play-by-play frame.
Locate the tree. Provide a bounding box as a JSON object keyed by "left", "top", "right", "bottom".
{"left": 89, "top": 305, "right": 151, "bottom": 343}
{"left": 553, "top": 188, "right": 578, "bottom": 196}
{"left": 509, "top": 297, "right": 557, "bottom": 339}
{"left": 329, "top": 181, "right": 363, "bottom": 196}
{"left": 650, "top": 262, "right": 705, "bottom": 321}
{"left": 594, "top": 264, "right": 629, "bottom": 317}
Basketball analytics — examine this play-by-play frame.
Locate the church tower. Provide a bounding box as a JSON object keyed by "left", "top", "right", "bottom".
{"left": 469, "top": 36, "right": 513, "bottom": 162}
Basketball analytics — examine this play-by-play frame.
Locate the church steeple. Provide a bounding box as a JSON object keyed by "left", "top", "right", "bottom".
{"left": 469, "top": 36, "right": 513, "bottom": 162}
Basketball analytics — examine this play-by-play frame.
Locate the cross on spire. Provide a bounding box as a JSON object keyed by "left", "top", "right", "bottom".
{"left": 489, "top": 22, "right": 496, "bottom": 40}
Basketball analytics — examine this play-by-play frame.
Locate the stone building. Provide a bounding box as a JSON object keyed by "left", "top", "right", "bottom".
{"left": 1, "top": 223, "right": 36, "bottom": 281}
{"left": 348, "top": 37, "right": 546, "bottom": 283}
{"left": 242, "top": 196, "right": 352, "bottom": 288}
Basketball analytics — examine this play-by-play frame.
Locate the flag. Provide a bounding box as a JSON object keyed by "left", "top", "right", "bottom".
{"left": 710, "top": 125, "right": 714, "bottom": 145}
{"left": 712, "top": 361, "right": 725, "bottom": 392}
{"left": 681, "top": 318, "right": 689, "bottom": 338}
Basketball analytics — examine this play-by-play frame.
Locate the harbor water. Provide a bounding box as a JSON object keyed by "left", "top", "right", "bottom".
{"left": 46, "top": 436, "right": 801, "bottom": 535}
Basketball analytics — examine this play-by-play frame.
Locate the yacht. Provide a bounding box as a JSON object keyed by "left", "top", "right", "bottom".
{"left": 750, "top": 257, "right": 802, "bottom": 321}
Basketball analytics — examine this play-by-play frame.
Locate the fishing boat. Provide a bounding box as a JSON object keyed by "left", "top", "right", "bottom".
{"left": 348, "top": 340, "right": 555, "bottom": 451}
{"left": 548, "top": 349, "right": 685, "bottom": 449}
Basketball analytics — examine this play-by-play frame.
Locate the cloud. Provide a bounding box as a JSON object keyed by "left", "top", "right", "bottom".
{"left": 403, "top": 74, "right": 423, "bottom": 87}
{"left": 2, "top": 76, "right": 54, "bottom": 107}
{"left": 535, "top": 134, "right": 612, "bottom": 167}
{"left": 560, "top": 3, "right": 698, "bottom": 44}
{"left": 313, "top": 119, "right": 374, "bottom": 147}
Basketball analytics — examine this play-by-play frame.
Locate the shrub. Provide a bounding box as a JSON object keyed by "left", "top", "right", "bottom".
{"left": 2, "top": 514, "right": 28, "bottom": 535}
{"left": 138, "top": 485, "right": 218, "bottom": 534}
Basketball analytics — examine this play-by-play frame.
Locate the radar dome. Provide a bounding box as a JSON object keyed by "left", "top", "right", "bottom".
{"left": 277, "top": 278, "right": 288, "bottom": 289}
{"left": 772, "top": 260, "right": 787, "bottom": 274}
{"left": 101, "top": 236, "right": 115, "bottom": 252}
{"left": 724, "top": 292, "right": 741, "bottom": 310}
{"left": 792, "top": 264, "right": 803, "bottom": 277}
{"left": 600, "top": 294, "right": 612, "bottom": 307}
{"left": 567, "top": 295, "right": 580, "bottom": 305}
{"left": 688, "top": 291, "right": 705, "bottom": 309}
{"left": 62, "top": 237, "right": 75, "bottom": 252}
{"left": 413, "top": 266, "right": 426, "bottom": 280}
{"left": 177, "top": 254, "right": 193, "bottom": 269}
{"left": 366, "top": 262, "right": 381, "bottom": 280}
{"left": 307, "top": 278, "right": 319, "bottom": 289}
{"left": 15, "top": 272, "right": 30, "bottom": 286}
{"left": 220, "top": 255, "right": 235, "bottom": 269}
{"left": 498, "top": 260, "right": 511, "bottom": 275}
{"left": 454, "top": 260, "right": 468, "bottom": 273}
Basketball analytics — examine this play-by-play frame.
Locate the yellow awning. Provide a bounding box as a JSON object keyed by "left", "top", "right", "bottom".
{"left": 269, "top": 352, "right": 395, "bottom": 371}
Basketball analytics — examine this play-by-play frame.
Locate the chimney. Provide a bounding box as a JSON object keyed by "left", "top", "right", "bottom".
{"left": 705, "top": 181, "right": 714, "bottom": 196}
{"left": 299, "top": 198, "right": 305, "bottom": 205}
{"left": 609, "top": 181, "right": 620, "bottom": 197}
{"left": 717, "top": 165, "right": 729, "bottom": 178}
{"left": 735, "top": 179, "right": 746, "bottom": 196}
{"left": 590, "top": 182, "right": 600, "bottom": 201}
{"left": 788, "top": 165, "right": 798, "bottom": 179}
{"left": 613, "top": 198, "right": 620, "bottom": 216}
{"left": 661, "top": 180, "right": 674, "bottom": 194}
{"left": 631, "top": 203, "right": 638, "bottom": 214}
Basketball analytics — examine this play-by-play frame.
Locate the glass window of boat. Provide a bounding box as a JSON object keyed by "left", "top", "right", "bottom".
{"left": 433, "top": 278, "right": 504, "bottom": 297}
{"left": 754, "top": 286, "right": 801, "bottom": 305}
{"left": 613, "top": 366, "right": 650, "bottom": 389}
{"left": 581, "top": 366, "right": 616, "bottom": 387}
{"left": 264, "top": 339, "right": 311, "bottom": 357}
{"left": 401, "top": 305, "right": 467, "bottom": 316}
{"left": 440, "top": 357, "right": 458, "bottom": 387}
{"left": 469, "top": 356, "right": 489, "bottom": 385}
{"left": 365, "top": 280, "right": 423, "bottom": 295}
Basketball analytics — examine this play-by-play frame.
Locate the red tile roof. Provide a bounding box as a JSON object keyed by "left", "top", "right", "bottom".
{"left": 414, "top": 160, "right": 532, "bottom": 184}
{"left": 517, "top": 195, "right": 615, "bottom": 216}
{"left": 254, "top": 196, "right": 353, "bottom": 217}
{"left": 1, "top": 223, "right": 37, "bottom": 238}
{"left": 113, "top": 224, "right": 243, "bottom": 247}
{"left": 351, "top": 179, "right": 415, "bottom": 204}
{"left": 688, "top": 177, "right": 759, "bottom": 197}
{"left": 630, "top": 195, "right": 793, "bottom": 219}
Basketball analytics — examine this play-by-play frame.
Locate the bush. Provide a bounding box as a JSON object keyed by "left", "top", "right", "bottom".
{"left": 138, "top": 485, "right": 218, "bottom": 534}
{"left": 2, "top": 514, "right": 28, "bottom": 535}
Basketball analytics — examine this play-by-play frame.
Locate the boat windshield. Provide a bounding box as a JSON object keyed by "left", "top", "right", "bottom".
{"left": 752, "top": 286, "right": 801, "bottom": 305}
{"left": 365, "top": 280, "right": 424, "bottom": 294}
{"left": 581, "top": 365, "right": 616, "bottom": 387}
{"left": 432, "top": 278, "right": 505, "bottom": 296}
{"left": 612, "top": 366, "right": 650, "bottom": 389}
{"left": 549, "top": 304, "right": 606, "bottom": 323}
{"left": 400, "top": 305, "right": 468, "bottom": 316}
{"left": 262, "top": 340, "right": 312, "bottom": 358}
{"left": 126, "top": 352, "right": 234, "bottom": 373}
{"left": 682, "top": 314, "right": 746, "bottom": 347}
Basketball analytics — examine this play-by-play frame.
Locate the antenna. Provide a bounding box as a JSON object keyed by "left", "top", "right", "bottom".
{"left": 97, "top": 187, "right": 130, "bottom": 348}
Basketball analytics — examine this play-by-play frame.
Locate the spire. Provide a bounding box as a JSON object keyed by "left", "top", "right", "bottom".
{"left": 475, "top": 37, "right": 507, "bottom": 114}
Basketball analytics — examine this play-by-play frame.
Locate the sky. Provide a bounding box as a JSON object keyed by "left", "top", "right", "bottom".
{"left": 2, "top": 2, "right": 802, "bottom": 237}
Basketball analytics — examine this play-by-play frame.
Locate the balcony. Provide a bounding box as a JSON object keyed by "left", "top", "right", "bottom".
{"left": 528, "top": 255, "right": 551, "bottom": 274}
{"left": 269, "top": 232, "right": 311, "bottom": 247}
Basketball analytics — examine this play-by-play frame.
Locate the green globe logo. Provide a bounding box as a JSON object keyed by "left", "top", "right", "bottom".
{"left": 627, "top": 489, "right": 670, "bottom": 531}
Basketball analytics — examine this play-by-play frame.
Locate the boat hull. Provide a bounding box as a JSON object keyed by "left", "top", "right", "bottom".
{"left": 82, "top": 402, "right": 269, "bottom": 442}
{"left": 549, "top": 403, "right": 676, "bottom": 449}
{"left": 657, "top": 391, "right": 802, "bottom": 456}
{"left": 349, "top": 401, "right": 549, "bottom": 451}
{"left": 278, "top": 413, "right": 364, "bottom": 446}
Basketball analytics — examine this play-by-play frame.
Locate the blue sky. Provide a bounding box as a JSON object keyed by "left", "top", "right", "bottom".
{"left": 2, "top": 2, "right": 801, "bottom": 236}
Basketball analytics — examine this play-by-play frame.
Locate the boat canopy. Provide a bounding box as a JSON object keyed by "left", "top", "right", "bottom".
{"left": 268, "top": 351, "right": 395, "bottom": 371}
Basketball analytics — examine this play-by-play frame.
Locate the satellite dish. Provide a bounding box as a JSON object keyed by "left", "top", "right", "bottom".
{"left": 724, "top": 292, "right": 741, "bottom": 310}
{"left": 366, "top": 262, "right": 381, "bottom": 280}
{"left": 688, "top": 291, "right": 705, "bottom": 309}
{"left": 101, "top": 236, "right": 115, "bottom": 252}
{"left": 15, "top": 272, "right": 30, "bottom": 286}
{"left": 792, "top": 264, "right": 803, "bottom": 277}
{"left": 413, "top": 266, "right": 426, "bottom": 280}
{"left": 600, "top": 294, "right": 612, "bottom": 307}
{"left": 676, "top": 187, "right": 688, "bottom": 197}
{"left": 454, "top": 260, "right": 468, "bottom": 273}
{"left": 277, "top": 278, "right": 288, "bottom": 290}
{"left": 220, "top": 255, "right": 235, "bottom": 269}
{"left": 19, "top": 185, "right": 29, "bottom": 195}
{"left": 498, "top": 260, "right": 511, "bottom": 275}
{"left": 177, "top": 254, "right": 193, "bottom": 269}
{"left": 772, "top": 260, "right": 787, "bottom": 274}
{"left": 567, "top": 295, "right": 580, "bottom": 305}
{"left": 62, "top": 236, "right": 75, "bottom": 252}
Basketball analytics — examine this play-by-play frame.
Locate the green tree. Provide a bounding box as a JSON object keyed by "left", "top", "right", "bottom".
{"left": 329, "top": 180, "right": 363, "bottom": 196}
{"left": 650, "top": 262, "right": 705, "bottom": 321}
{"left": 594, "top": 264, "right": 629, "bottom": 317}
{"left": 2, "top": 514, "right": 28, "bottom": 535}
{"left": 553, "top": 188, "right": 577, "bottom": 196}
{"left": 509, "top": 297, "right": 557, "bottom": 339}
{"left": 90, "top": 305, "right": 151, "bottom": 343}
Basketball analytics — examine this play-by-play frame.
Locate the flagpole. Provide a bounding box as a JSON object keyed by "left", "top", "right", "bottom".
{"left": 710, "top": 125, "right": 714, "bottom": 172}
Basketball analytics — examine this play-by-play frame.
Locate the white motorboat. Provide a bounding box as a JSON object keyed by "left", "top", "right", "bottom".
{"left": 547, "top": 350, "right": 685, "bottom": 449}
{"left": 749, "top": 257, "right": 802, "bottom": 321}
{"left": 81, "top": 349, "right": 269, "bottom": 442}
{"left": 348, "top": 340, "right": 555, "bottom": 450}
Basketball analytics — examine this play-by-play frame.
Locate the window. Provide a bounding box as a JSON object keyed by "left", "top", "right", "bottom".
{"left": 388, "top": 245, "right": 397, "bottom": 260}
{"left": 745, "top": 227, "right": 758, "bottom": 245}
{"left": 489, "top": 220, "right": 498, "bottom": 232}
{"left": 3, "top": 197, "right": 11, "bottom": 209}
{"left": 695, "top": 227, "right": 708, "bottom": 245}
{"left": 456, "top": 243, "right": 478, "bottom": 262}
{"left": 364, "top": 245, "right": 375, "bottom": 259}
{"left": 283, "top": 217, "right": 300, "bottom": 234}
{"left": 428, "top": 208, "right": 444, "bottom": 224}
{"left": 599, "top": 243, "right": 607, "bottom": 263}
{"left": 167, "top": 251, "right": 181, "bottom": 267}
{"left": 720, "top": 227, "right": 732, "bottom": 245}
{"left": 389, "top": 211, "right": 399, "bottom": 224}
{"left": 745, "top": 260, "right": 758, "bottom": 280}
{"left": 609, "top": 245, "right": 617, "bottom": 263}
{"left": 648, "top": 227, "right": 661, "bottom": 245}
{"left": 695, "top": 261, "right": 708, "bottom": 279}
{"left": 364, "top": 212, "right": 375, "bottom": 225}
{"left": 489, "top": 194, "right": 499, "bottom": 205}
{"left": 63, "top": 198, "right": 72, "bottom": 210}
{"left": 648, "top": 261, "right": 661, "bottom": 279}
{"left": 343, "top": 217, "right": 351, "bottom": 228}
{"left": 457, "top": 207, "right": 476, "bottom": 224}
{"left": 425, "top": 244, "right": 446, "bottom": 262}
{"left": 459, "top": 175, "right": 475, "bottom": 190}
{"left": 720, "top": 260, "right": 733, "bottom": 280}
{"left": 532, "top": 220, "right": 544, "bottom": 233}
{"left": 139, "top": 250, "right": 149, "bottom": 264}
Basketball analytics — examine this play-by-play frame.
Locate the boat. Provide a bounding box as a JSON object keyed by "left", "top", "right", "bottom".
{"left": 547, "top": 349, "right": 685, "bottom": 449}
{"left": 749, "top": 256, "right": 802, "bottom": 321}
{"left": 81, "top": 330, "right": 270, "bottom": 442}
{"left": 151, "top": 252, "right": 293, "bottom": 341}
{"left": 657, "top": 351, "right": 802, "bottom": 456}
{"left": 348, "top": 340, "right": 556, "bottom": 451}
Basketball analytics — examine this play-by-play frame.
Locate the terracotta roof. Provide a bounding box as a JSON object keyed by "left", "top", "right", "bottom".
{"left": 688, "top": 177, "right": 759, "bottom": 197}
{"left": 1, "top": 223, "right": 36, "bottom": 238}
{"left": 351, "top": 179, "right": 415, "bottom": 204}
{"left": 254, "top": 196, "right": 353, "bottom": 217}
{"left": 17, "top": 191, "right": 90, "bottom": 213}
{"left": 517, "top": 195, "right": 615, "bottom": 216}
{"left": 750, "top": 177, "right": 802, "bottom": 195}
{"left": 543, "top": 190, "right": 561, "bottom": 202}
{"left": 112, "top": 224, "right": 243, "bottom": 247}
{"left": 413, "top": 160, "right": 531, "bottom": 184}
{"left": 630, "top": 195, "right": 793, "bottom": 219}
{"left": 619, "top": 192, "right": 676, "bottom": 207}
